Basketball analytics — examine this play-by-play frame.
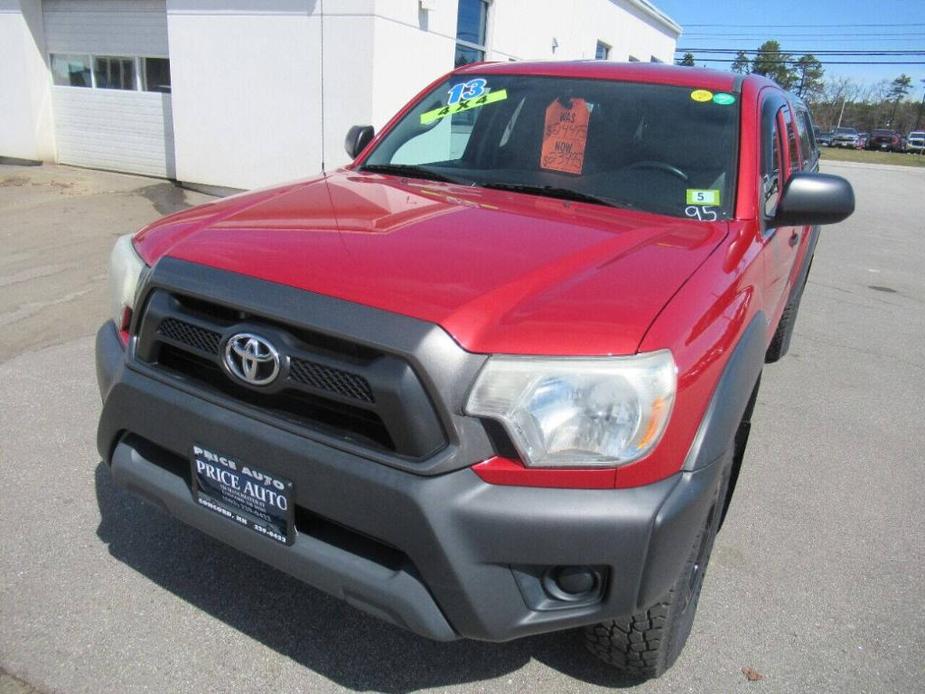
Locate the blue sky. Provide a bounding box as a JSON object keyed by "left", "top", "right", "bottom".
{"left": 654, "top": 0, "right": 925, "bottom": 92}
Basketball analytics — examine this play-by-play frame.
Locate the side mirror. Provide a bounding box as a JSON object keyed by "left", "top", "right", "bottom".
{"left": 772, "top": 172, "right": 855, "bottom": 226}
{"left": 345, "top": 125, "right": 375, "bottom": 160}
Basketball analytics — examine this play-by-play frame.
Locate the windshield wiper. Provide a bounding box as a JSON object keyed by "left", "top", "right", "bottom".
{"left": 359, "top": 163, "right": 470, "bottom": 185}
{"left": 479, "top": 182, "right": 630, "bottom": 209}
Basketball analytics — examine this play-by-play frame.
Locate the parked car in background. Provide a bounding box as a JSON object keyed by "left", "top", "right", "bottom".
{"left": 906, "top": 131, "right": 925, "bottom": 154}
{"left": 831, "top": 127, "right": 859, "bottom": 148}
{"left": 867, "top": 129, "right": 904, "bottom": 152}
{"left": 817, "top": 130, "right": 834, "bottom": 146}
{"left": 856, "top": 132, "right": 869, "bottom": 149}
{"left": 96, "top": 62, "right": 854, "bottom": 681}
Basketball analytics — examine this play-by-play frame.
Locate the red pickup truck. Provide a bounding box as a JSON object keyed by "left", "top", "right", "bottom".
{"left": 97, "top": 62, "right": 853, "bottom": 679}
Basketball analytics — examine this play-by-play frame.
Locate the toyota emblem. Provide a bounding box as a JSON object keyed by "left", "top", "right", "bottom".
{"left": 223, "top": 333, "right": 281, "bottom": 386}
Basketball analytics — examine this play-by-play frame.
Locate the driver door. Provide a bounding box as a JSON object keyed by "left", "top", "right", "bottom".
{"left": 760, "top": 99, "right": 802, "bottom": 333}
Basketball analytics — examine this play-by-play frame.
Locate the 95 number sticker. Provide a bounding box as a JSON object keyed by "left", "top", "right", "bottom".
{"left": 685, "top": 206, "right": 718, "bottom": 221}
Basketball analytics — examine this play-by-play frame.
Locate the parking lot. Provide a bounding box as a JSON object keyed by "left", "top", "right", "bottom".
{"left": 1, "top": 161, "right": 923, "bottom": 693}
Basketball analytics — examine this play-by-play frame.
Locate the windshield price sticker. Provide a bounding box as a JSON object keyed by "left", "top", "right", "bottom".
{"left": 686, "top": 189, "right": 721, "bottom": 205}
{"left": 540, "top": 97, "right": 591, "bottom": 175}
{"left": 420, "top": 88, "right": 508, "bottom": 125}
{"left": 713, "top": 92, "right": 736, "bottom": 105}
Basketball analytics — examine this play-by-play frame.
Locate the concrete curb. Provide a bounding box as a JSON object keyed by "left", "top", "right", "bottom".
{"left": 820, "top": 159, "right": 925, "bottom": 174}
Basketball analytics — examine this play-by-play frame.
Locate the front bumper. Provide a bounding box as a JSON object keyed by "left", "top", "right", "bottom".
{"left": 97, "top": 321, "right": 723, "bottom": 642}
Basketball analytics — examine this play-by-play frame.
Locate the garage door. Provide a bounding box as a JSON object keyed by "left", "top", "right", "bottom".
{"left": 45, "top": 0, "right": 175, "bottom": 178}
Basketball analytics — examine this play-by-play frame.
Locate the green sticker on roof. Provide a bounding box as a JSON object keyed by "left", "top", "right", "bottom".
{"left": 712, "top": 92, "right": 735, "bottom": 105}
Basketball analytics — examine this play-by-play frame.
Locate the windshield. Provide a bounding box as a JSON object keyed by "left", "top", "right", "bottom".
{"left": 362, "top": 75, "right": 740, "bottom": 220}
{"left": 835, "top": 128, "right": 857, "bottom": 135}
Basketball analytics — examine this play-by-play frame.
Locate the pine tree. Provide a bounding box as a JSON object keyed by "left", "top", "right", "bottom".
{"left": 752, "top": 40, "right": 794, "bottom": 89}
{"left": 730, "top": 51, "right": 750, "bottom": 74}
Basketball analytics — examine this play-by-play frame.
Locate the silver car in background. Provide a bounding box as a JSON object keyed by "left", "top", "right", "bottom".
{"left": 831, "top": 127, "right": 860, "bottom": 148}
{"left": 907, "top": 131, "right": 925, "bottom": 154}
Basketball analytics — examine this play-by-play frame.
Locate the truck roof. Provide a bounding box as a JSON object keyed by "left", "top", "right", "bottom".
{"left": 454, "top": 60, "right": 771, "bottom": 94}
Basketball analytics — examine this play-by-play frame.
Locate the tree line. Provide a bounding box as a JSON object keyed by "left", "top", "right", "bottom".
{"left": 679, "top": 41, "right": 923, "bottom": 133}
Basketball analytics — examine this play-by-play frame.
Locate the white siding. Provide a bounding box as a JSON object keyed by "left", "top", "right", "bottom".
{"left": 0, "top": 0, "right": 55, "bottom": 160}
{"left": 487, "top": 0, "right": 678, "bottom": 65}
{"left": 52, "top": 87, "right": 175, "bottom": 177}
{"left": 43, "top": 0, "right": 174, "bottom": 177}
{"left": 166, "top": 0, "right": 324, "bottom": 189}
{"left": 44, "top": 0, "right": 169, "bottom": 56}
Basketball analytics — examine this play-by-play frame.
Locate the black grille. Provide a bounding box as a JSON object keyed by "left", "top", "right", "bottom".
{"left": 156, "top": 317, "right": 375, "bottom": 405}
{"left": 134, "top": 289, "right": 447, "bottom": 460}
{"left": 290, "top": 357, "right": 375, "bottom": 403}
{"left": 158, "top": 318, "right": 222, "bottom": 354}
{"left": 157, "top": 346, "right": 394, "bottom": 451}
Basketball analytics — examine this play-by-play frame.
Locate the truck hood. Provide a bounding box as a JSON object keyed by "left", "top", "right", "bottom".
{"left": 135, "top": 171, "right": 726, "bottom": 356}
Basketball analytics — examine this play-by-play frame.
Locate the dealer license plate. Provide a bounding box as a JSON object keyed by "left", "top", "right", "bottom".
{"left": 191, "top": 444, "right": 294, "bottom": 545}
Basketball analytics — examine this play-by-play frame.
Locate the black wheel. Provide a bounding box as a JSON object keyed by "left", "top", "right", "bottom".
{"left": 584, "top": 466, "right": 729, "bottom": 680}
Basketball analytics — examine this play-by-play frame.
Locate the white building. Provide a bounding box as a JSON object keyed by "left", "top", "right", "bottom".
{"left": 0, "top": 0, "right": 680, "bottom": 190}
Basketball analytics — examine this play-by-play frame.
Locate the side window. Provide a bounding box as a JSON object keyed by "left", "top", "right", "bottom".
{"left": 761, "top": 104, "right": 783, "bottom": 219}
{"left": 781, "top": 106, "right": 800, "bottom": 174}
{"left": 796, "top": 110, "right": 817, "bottom": 169}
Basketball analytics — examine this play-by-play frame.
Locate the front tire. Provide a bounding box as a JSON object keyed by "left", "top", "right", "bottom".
{"left": 584, "top": 466, "right": 729, "bottom": 679}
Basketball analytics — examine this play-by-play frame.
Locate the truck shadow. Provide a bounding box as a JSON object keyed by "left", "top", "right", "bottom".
{"left": 93, "top": 462, "right": 638, "bottom": 691}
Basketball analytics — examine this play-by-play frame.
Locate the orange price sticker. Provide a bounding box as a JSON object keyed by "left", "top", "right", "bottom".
{"left": 541, "top": 97, "right": 590, "bottom": 175}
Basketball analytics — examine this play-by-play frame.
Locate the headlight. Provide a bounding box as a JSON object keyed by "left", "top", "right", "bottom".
{"left": 466, "top": 350, "right": 676, "bottom": 468}
{"left": 108, "top": 233, "right": 147, "bottom": 333}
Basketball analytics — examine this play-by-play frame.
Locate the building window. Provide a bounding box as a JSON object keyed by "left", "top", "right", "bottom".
{"left": 142, "top": 57, "right": 171, "bottom": 93}
{"left": 50, "top": 54, "right": 92, "bottom": 87}
{"left": 50, "top": 54, "right": 171, "bottom": 93}
{"left": 93, "top": 56, "right": 136, "bottom": 90}
{"left": 595, "top": 41, "right": 610, "bottom": 61}
{"left": 628, "top": 55, "right": 640, "bottom": 62}
{"left": 455, "top": 0, "right": 488, "bottom": 67}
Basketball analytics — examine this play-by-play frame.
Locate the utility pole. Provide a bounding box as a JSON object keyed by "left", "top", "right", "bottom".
{"left": 836, "top": 96, "right": 847, "bottom": 129}
{"left": 917, "top": 78, "right": 925, "bottom": 131}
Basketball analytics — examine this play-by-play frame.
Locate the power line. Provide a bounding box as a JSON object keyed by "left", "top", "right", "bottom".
{"left": 682, "top": 22, "right": 925, "bottom": 28}
{"left": 677, "top": 37, "right": 925, "bottom": 43}
{"left": 682, "top": 33, "right": 925, "bottom": 38}
{"left": 677, "top": 49, "right": 925, "bottom": 55}
{"left": 681, "top": 58, "right": 925, "bottom": 65}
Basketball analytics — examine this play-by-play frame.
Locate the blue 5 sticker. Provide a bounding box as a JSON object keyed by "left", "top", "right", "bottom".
{"left": 447, "top": 78, "right": 488, "bottom": 105}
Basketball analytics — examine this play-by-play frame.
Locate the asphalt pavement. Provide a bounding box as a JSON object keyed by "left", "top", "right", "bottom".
{"left": 1, "top": 161, "right": 923, "bottom": 693}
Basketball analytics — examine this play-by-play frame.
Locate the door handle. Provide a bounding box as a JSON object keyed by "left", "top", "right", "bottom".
{"left": 789, "top": 231, "right": 799, "bottom": 247}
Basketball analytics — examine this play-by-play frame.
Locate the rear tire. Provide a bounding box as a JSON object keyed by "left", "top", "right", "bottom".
{"left": 584, "top": 465, "right": 729, "bottom": 680}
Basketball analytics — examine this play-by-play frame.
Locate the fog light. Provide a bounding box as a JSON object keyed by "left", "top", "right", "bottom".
{"left": 543, "top": 565, "right": 600, "bottom": 601}
{"left": 554, "top": 566, "right": 596, "bottom": 594}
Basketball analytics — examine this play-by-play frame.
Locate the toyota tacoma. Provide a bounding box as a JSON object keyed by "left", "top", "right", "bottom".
{"left": 96, "top": 62, "right": 854, "bottom": 679}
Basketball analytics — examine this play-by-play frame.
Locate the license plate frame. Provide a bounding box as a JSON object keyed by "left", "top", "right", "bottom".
{"left": 191, "top": 444, "right": 294, "bottom": 545}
